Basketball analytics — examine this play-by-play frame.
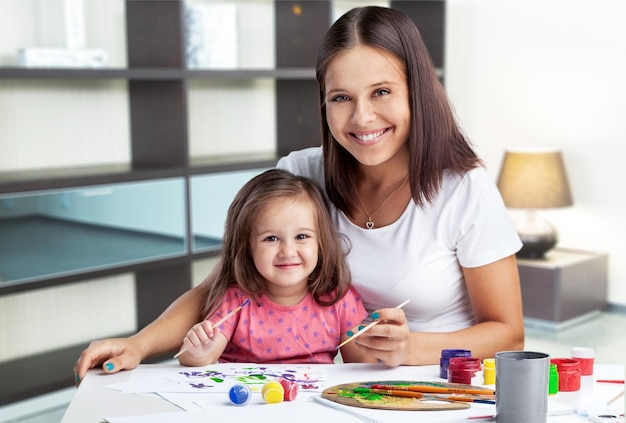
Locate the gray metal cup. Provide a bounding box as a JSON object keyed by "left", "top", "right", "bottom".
{"left": 495, "top": 351, "right": 550, "bottom": 423}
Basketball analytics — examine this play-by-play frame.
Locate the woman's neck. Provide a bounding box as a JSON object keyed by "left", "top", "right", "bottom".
{"left": 356, "top": 148, "right": 410, "bottom": 188}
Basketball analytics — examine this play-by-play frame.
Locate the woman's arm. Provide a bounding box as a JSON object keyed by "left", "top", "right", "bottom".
{"left": 353, "top": 255, "right": 525, "bottom": 367}
{"left": 74, "top": 284, "right": 205, "bottom": 384}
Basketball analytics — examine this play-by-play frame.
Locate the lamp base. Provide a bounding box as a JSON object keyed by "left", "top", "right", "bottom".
{"left": 513, "top": 211, "right": 558, "bottom": 259}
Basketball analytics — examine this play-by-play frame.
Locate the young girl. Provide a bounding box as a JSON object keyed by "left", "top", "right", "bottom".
{"left": 177, "top": 169, "right": 376, "bottom": 366}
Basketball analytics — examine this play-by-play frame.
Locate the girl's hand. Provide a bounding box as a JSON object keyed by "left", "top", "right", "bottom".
{"left": 350, "top": 307, "right": 411, "bottom": 367}
{"left": 180, "top": 320, "right": 220, "bottom": 358}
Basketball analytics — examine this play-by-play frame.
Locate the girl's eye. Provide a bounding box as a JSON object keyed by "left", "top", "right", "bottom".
{"left": 296, "top": 234, "right": 310, "bottom": 240}
{"left": 264, "top": 235, "right": 278, "bottom": 242}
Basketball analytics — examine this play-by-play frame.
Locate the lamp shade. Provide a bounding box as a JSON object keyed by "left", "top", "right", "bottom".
{"left": 497, "top": 148, "right": 573, "bottom": 209}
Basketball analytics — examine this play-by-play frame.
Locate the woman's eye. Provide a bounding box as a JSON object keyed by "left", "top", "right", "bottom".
{"left": 374, "top": 88, "right": 390, "bottom": 97}
{"left": 330, "top": 94, "right": 349, "bottom": 102}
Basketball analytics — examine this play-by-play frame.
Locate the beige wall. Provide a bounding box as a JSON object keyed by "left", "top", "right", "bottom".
{"left": 446, "top": 0, "right": 626, "bottom": 306}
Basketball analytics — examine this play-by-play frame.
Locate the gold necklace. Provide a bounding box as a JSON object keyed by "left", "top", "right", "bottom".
{"left": 356, "top": 174, "right": 409, "bottom": 229}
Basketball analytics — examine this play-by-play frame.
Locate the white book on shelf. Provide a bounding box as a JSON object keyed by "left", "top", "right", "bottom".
{"left": 185, "top": 3, "right": 239, "bottom": 69}
{"left": 36, "top": 0, "right": 86, "bottom": 49}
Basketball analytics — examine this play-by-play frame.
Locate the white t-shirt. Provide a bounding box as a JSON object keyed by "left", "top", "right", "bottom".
{"left": 277, "top": 147, "right": 522, "bottom": 332}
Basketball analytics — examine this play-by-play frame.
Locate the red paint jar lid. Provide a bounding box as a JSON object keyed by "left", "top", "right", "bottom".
{"left": 551, "top": 358, "right": 581, "bottom": 370}
{"left": 449, "top": 357, "right": 482, "bottom": 370}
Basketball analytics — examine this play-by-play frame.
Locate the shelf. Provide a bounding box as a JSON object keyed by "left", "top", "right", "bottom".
{"left": 0, "top": 67, "right": 316, "bottom": 80}
{"left": 0, "top": 67, "right": 181, "bottom": 80}
{"left": 189, "top": 152, "right": 278, "bottom": 174}
{"left": 186, "top": 68, "right": 316, "bottom": 80}
{"left": 0, "top": 216, "right": 186, "bottom": 281}
{"left": 0, "top": 164, "right": 184, "bottom": 195}
{"left": 0, "top": 0, "right": 448, "bottom": 403}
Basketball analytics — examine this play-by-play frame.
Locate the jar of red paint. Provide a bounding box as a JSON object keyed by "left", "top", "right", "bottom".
{"left": 550, "top": 358, "right": 581, "bottom": 391}
{"left": 571, "top": 346, "right": 595, "bottom": 376}
{"left": 439, "top": 349, "right": 472, "bottom": 379}
{"left": 448, "top": 357, "right": 483, "bottom": 385}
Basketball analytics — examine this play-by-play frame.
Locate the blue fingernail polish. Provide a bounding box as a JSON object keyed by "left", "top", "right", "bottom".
{"left": 105, "top": 362, "right": 114, "bottom": 372}
{"left": 75, "top": 374, "right": 80, "bottom": 383}
{"left": 370, "top": 312, "right": 379, "bottom": 319}
{"left": 347, "top": 330, "right": 354, "bottom": 337}
{"left": 358, "top": 325, "right": 365, "bottom": 331}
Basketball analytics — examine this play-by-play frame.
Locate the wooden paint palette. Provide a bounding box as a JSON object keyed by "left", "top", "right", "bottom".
{"left": 322, "top": 380, "right": 494, "bottom": 411}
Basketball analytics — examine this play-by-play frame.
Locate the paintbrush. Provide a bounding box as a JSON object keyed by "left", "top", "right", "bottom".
{"left": 336, "top": 299, "right": 410, "bottom": 349}
{"left": 173, "top": 298, "right": 250, "bottom": 359}
{"left": 352, "top": 387, "right": 495, "bottom": 404}
{"left": 607, "top": 388, "right": 624, "bottom": 406}
{"left": 371, "top": 383, "right": 495, "bottom": 396}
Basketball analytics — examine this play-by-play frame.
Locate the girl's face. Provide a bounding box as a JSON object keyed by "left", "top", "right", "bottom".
{"left": 324, "top": 45, "right": 411, "bottom": 169}
{"left": 250, "top": 198, "right": 319, "bottom": 303}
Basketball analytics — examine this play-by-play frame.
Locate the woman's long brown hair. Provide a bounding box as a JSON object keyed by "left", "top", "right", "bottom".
{"left": 315, "top": 6, "right": 482, "bottom": 216}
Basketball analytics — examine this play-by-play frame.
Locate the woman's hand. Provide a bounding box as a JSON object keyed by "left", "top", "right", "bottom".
{"left": 73, "top": 337, "right": 143, "bottom": 386}
{"left": 73, "top": 284, "right": 208, "bottom": 385}
{"left": 350, "top": 307, "right": 411, "bottom": 367}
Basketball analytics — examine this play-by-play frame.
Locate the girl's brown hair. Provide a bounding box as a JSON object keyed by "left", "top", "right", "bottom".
{"left": 199, "top": 169, "right": 352, "bottom": 318}
{"left": 316, "top": 6, "right": 482, "bottom": 215}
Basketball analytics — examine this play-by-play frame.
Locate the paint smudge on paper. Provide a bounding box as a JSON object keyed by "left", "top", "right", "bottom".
{"left": 178, "top": 365, "right": 325, "bottom": 391}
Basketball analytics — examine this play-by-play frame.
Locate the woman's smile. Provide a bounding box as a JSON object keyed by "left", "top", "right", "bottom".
{"left": 351, "top": 128, "right": 390, "bottom": 145}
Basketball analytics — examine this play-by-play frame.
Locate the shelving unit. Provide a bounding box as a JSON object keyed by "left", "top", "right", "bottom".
{"left": 0, "top": 0, "right": 445, "bottom": 404}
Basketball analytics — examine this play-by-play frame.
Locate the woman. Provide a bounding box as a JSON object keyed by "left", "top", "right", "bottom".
{"left": 74, "top": 6, "right": 523, "bottom": 383}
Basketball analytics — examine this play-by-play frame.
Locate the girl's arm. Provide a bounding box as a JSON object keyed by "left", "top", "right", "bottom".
{"left": 353, "top": 255, "right": 525, "bottom": 366}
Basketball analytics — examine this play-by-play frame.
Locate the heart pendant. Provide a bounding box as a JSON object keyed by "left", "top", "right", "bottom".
{"left": 365, "top": 221, "right": 374, "bottom": 230}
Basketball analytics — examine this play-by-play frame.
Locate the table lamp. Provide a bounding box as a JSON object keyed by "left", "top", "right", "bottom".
{"left": 496, "top": 148, "right": 573, "bottom": 259}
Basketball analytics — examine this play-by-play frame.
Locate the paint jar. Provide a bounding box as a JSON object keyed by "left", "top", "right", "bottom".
{"left": 448, "top": 357, "right": 483, "bottom": 385}
{"left": 548, "top": 363, "right": 559, "bottom": 395}
{"left": 550, "top": 358, "right": 581, "bottom": 392}
{"left": 276, "top": 377, "right": 299, "bottom": 401}
{"left": 483, "top": 358, "right": 496, "bottom": 385}
{"left": 440, "top": 349, "right": 472, "bottom": 379}
{"left": 571, "top": 346, "right": 595, "bottom": 376}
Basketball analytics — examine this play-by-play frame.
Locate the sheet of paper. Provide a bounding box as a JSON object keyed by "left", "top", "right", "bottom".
{"left": 104, "top": 410, "right": 210, "bottom": 423}
{"left": 156, "top": 393, "right": 209, "bottom": 412}
{"left": 102, "top": 397, "right": 590, "bottom": 423}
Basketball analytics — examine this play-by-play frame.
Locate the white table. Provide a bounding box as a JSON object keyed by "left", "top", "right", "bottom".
{"left": 61, "top": 362, "right": 624, "bottom": 423}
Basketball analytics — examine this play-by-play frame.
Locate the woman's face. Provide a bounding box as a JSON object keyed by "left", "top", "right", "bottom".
{"left": 324, "top": 45, "right": 411, "bottom": 169}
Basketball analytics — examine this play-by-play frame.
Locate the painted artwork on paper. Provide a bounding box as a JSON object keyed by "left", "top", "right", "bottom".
{"left": 121, "top": 363, "right": 326, "bottom": 394}
{"left": 178, "top": 366, "right": 323, "bottom": 390}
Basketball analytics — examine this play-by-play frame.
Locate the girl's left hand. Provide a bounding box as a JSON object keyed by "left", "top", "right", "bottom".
{"left": 351, "top": 307, "right": 411, "bottom": 367}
